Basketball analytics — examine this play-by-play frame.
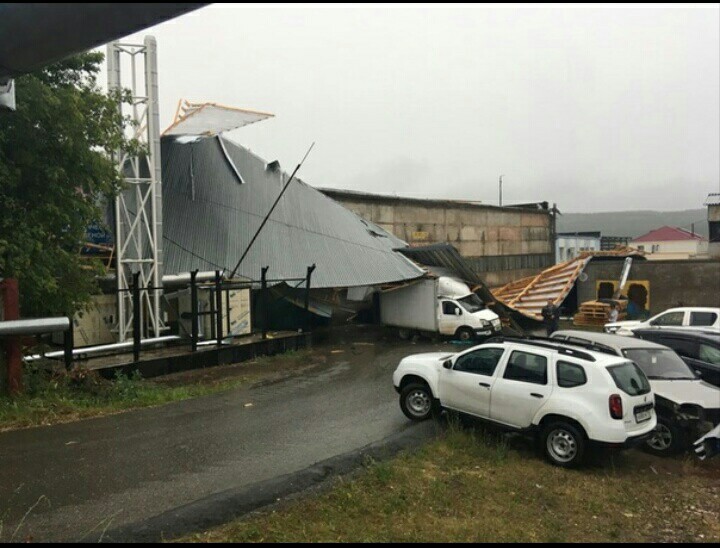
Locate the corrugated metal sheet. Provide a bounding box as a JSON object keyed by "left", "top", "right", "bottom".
{"left": 161, "top": 135, "right": 425, "bottom": 288}
{"left": 397, "top": 244, "right": 500, "bottom": 310}
{"left": 705, "top": 193, "right": 720, "bottom": 206}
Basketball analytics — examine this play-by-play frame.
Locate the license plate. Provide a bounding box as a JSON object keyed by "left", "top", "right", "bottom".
{"left": 635, "top": 410, "right": 651, "bottom": 423}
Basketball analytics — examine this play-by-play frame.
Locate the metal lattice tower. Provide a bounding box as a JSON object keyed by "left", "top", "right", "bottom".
{"left": 107, "top": 37, "right": 164, "bottom": 341}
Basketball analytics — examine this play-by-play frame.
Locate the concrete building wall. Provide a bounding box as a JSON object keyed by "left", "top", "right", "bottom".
{"left": 320, "top": 190, "right": 555, "bottom": 286}
{"left": 577, "top": 259, "right": 720, "bottom": 316}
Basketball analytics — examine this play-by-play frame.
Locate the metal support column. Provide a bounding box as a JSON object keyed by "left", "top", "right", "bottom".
{"left": 261, "top": 266, "right": 269, "bottom": 340}
{"left": 215, "top": 270, "right": 223, "bottom": 346}
{"left": 304, "top": 264, "right": 316, "bottom": 334}
{"left": 63, "top": 318, "right": 74, "bottom": 371}
{"left": 190, "top": 270, "right": 199, "bottom": 352}
{"left": 1, "top": 279, "right": 21, "bottom": 395}
{"left": 132, "top": 272, "right": 141, "bottom": 362}
{"left": 108, "top": 38, "right": 164, "bottom": 342}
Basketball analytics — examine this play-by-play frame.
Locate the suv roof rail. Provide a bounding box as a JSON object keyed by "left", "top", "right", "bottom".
{"left": 547, "top": 335, "right": 618, "bottom": 357}
{"left": 485, "top": 336, "right": 598, "bottom": 362}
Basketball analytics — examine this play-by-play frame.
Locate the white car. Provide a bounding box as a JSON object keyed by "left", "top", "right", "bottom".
{"left": 605, "top": 307, "right": 720, "bottom": 337}
{"left": 392, "top": 337, "right": 657, "bottom": 468}
{"left": 551, "top": 330, "right": 720, "bottom": 456}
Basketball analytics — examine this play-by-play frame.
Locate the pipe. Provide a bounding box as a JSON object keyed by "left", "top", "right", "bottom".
{"left": 0, "top": 317, "right": 70, "bottom": 336}
{"left": 24, "top": 335, "right": 180, "bottom": 362}
{"left": 162, "top": 271, "right": 226, "bottom": 286}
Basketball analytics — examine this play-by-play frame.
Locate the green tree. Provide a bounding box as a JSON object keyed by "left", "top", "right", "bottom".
{"left": 0, "top": 52, "right": 129, "bottom": 317}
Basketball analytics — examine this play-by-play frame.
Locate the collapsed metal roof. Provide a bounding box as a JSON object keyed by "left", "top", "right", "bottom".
{"left": 161, "top": 135, "right": 425, "bottom": 288}
{"left": 163, "top": 100, "right": 275, "bottom": 137}
{"left": 398, "top": 243, "right": 492, "bottom": 297}
{"left": 492, "top": 249, "right": 646, "bottom": 321}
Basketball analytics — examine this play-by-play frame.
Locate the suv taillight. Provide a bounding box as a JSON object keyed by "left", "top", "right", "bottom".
{"left": 609, "top": 394, "right": 623, "bottom": 420}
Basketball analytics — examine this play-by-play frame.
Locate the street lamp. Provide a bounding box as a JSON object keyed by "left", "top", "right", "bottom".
{"left": 499, "top": 175, "right": 504, "bottom": 207}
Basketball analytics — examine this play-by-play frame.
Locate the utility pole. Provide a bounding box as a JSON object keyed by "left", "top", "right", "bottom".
{"left": 499, "top": 175, "right": 504, "bottom": 207}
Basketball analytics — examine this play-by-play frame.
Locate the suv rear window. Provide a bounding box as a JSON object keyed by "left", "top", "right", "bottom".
{"left": 557, "top": 361, "right": 587, "bottom": 388}
{"left": 607, "top": 362, "right": 651, "bottom": 396}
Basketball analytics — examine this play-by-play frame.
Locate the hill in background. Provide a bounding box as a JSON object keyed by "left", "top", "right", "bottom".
{"left": 556, "top": 208, "right": 708, "bottom": 239}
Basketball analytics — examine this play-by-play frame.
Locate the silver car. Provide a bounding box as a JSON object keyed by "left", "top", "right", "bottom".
{"left": 551, "top": 330, "right": 720, "bottom": 456}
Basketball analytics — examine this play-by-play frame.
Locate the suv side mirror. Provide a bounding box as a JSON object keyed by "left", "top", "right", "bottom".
{"left": 443, "top": 360, "right": 453, "bottom": 370}
{"left": 455, "top": 308, "right": 462, "bottom": 316}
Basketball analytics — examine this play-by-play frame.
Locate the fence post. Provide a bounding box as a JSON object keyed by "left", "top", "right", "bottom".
{"left": 261, "top": 266, "right": 269, "bottom": 340}
{"left": 190, "top": 270, "right": 199, "bottom": 352}
{"left": 215, "top": 270, "right": 223, "bottom": 347}
{"left": 63, "top": 317, "right": 74, "bottom": 370}
{"left": 304, "top": 264, "right": 316, "bottom": 334}
{"left": 132, "top": 272, "right": 141, "bottom": 362}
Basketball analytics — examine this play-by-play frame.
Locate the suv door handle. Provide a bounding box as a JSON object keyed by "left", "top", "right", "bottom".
{"left": 530, "top": 393, "right": 544, "bottom": 399}
{"left": 479, "top": 382, "right": 491, "bottom": 388}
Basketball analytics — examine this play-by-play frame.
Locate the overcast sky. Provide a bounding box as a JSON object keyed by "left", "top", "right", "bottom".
{"left": 111, "top": 5, "right": 719, "bottom": 212}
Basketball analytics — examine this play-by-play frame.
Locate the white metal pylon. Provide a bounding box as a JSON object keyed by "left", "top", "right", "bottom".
{"left": 107, "top": 37, "right": 164, "bottom": 341}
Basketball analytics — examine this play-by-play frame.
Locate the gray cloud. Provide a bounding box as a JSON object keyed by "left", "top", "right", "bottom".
{"left": 109, "top": 6, "right": 719, "bottom": 212}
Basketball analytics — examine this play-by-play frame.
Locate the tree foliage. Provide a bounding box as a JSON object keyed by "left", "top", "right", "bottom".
{"left": 0, "top": 52, "right": 129, "bottom": 317}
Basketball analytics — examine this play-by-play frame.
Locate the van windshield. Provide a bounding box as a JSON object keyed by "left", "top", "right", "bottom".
{"left": 622, "top": 348, "right": 697, "bottom": 380}
{"left": 458, "top": 294, "right": 485, "bottom": 314}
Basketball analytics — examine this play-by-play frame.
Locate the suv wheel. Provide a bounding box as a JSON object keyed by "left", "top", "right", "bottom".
{"left": 541, "top": 421, "right": 586, "bottom": 468}
{"left": 455, "top": 327, "right": 475, "bottom": 342}
{"left": 644, "top": 417, "right": 685, "bottom": 456}
{"left": 400, "top": 382, "right": 434, "bottom": 421}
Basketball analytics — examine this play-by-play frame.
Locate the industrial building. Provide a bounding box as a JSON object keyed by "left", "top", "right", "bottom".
{"left": 318, "top": 189, "right": 556, "bottom": 287}
{"left": 556, "top": 231, "right": 602, "bottom": 263}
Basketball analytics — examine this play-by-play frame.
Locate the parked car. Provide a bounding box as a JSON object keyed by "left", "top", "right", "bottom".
{"left": 551, "top": 330, "right": 720, "bottom": 456}
{"left": 694, "top": 423, "right": 720, "bottom": 460}
{"left": 392, "top": 337, "right": 656, "bottom": 468}
{"left": 604, "top": 307, "right": 720, "bottom": 337}
{"left": 633, "top": 329, "right": 720, "bottom": 388}
{"left": 380, "top": 276, "right": 502, "bottom": 341}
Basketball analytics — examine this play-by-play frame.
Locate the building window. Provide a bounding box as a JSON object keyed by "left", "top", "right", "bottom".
{"left": 637, "top": 245, "right": 645, "bottom": 251}
{"left": 651, "top": 244, "right": 659, "bottom": 253}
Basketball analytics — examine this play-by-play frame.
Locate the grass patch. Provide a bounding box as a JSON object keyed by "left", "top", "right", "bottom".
{"left": 184, "top": 423, "right": 720, "bottom": 543}
{"left": 0, "top": 349, "right": 315, "bottom": 432}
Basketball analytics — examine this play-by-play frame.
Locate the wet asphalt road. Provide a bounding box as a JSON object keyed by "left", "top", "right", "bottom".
{"left": 0, "top": 337, "right": 449, "bottom": 542}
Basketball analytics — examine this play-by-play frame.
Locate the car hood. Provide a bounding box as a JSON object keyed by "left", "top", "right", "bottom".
{"left": 606, "top": 320, "right": 642, "bottom": 329}
{"left": 401, "top": 352, "right": 455, "bottom": 367}
{"left": 651, "top": 379, "right": 720, "bottom": 410}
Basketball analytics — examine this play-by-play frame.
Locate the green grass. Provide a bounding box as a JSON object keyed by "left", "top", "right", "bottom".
{"left": 0, "top": 349, "right": 315, "bottom": 432}
{"left": 184, "top": 424, "right": 720, "bottom": 543}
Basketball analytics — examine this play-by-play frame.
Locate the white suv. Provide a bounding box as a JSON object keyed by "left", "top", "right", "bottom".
{"left": 392, "top": 338, "right": 657, "bottom": 467}
{"left": 605, "top": 307, "right": 720, "bottom": 337}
